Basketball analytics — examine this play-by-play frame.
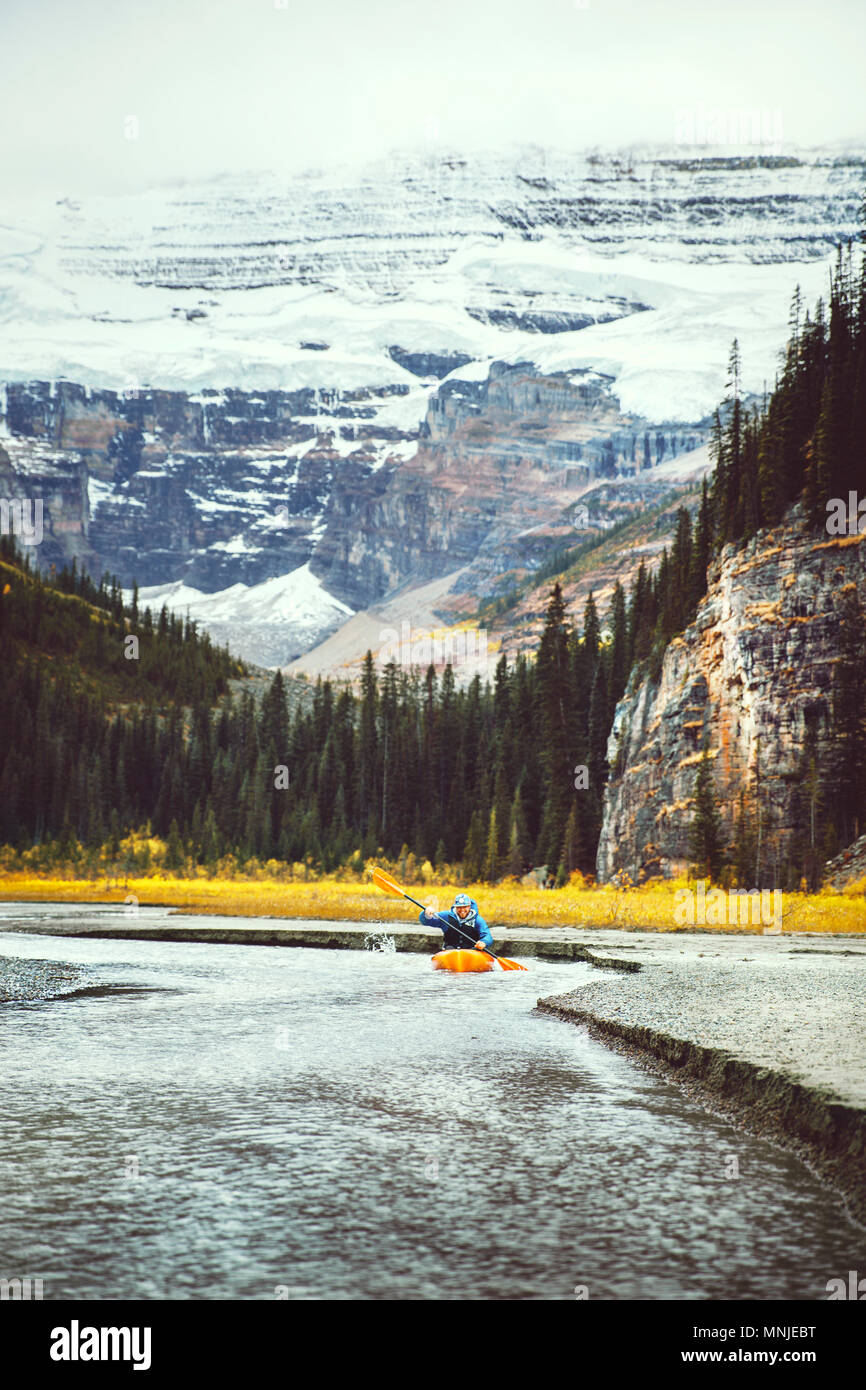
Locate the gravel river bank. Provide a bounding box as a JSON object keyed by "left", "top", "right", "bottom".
{"left": 534, "top": 929, "right": 866, "bottom": 1226}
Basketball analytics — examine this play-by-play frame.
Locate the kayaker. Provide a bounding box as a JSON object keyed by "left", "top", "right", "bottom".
{"left": 419, "top": 892, "right": 494, "bottom": 953}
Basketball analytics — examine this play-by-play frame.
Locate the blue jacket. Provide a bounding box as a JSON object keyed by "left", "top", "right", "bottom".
{"left": 419, "top": 899, "right": 493, "bottom": 951}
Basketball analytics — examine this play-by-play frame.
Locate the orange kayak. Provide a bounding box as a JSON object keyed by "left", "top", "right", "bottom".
{"left": 432, "top": 949, "right": 495, "bottom": 973}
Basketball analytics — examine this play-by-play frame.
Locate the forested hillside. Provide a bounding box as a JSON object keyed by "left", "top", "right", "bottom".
{"left": 0, "top": 539, "right": 244, "bottom": 851}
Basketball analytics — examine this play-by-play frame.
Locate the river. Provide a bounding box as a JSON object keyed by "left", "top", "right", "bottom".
{"left": 0, "top": 909, "right": 862, "bottom": 1300}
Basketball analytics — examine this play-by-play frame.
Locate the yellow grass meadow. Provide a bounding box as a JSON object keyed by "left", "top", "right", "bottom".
{"left": 1, "top": 871, "right": 864, "bottom": 933}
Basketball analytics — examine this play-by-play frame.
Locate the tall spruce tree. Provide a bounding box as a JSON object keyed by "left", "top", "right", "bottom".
{"left": 688, "top": 745, "right": 723, "bottom": 880}
{"left": 535, "top": 583, "right": 575, "bottom": 873}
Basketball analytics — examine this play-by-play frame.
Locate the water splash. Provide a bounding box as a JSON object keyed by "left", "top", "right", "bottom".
{"left": 363, "top": 933, "right": 396, "bottom": 954}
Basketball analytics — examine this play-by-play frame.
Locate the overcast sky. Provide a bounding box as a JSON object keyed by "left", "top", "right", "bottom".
{"left": 2, "top": 0, "right": 864, "bottom": 197}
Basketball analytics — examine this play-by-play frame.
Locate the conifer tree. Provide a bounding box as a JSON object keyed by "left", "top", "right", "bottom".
{"left": 484, "top": 806, "right": 500, "bottom": 883}
{"left": 535, "top": 583, "right": 574, "bottom": 873}
{"left": 165, "top": 818, "right": 184, "bottom": 872}
{"left": 560, "top": 800, "right": 585, "bottom": 878}
{"left": 688, "top": 479, "right": 712, "bottom": 611}
{"left": 507, "top": 784, "right": 530, "bottom": 875}
{"left": 732, "top": 790, "right": 756, "bottom": 888}
{"left": 832, "top": 588, "right": 866, "bottom": 845}
{"left": 201, "top": 804, "right": 220, "bottom": 869}
{"left": 607, "top": 580, "right": 629, "bottom": 717}
{"left": 357, "top": 651, "right": 378, "bottom": 835}
{"left": 790, "top": 714, "right": 825, "bottom": 891}
{"left": 462, "top": 810, "right": 486, "bottom": 882}
{"left": 688, "top": 745, "right": 723, "bottom": 880}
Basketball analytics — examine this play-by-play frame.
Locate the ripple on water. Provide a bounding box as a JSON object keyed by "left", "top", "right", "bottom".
{"left": 0, "top": 925, "right": 863, "bottom": 1299}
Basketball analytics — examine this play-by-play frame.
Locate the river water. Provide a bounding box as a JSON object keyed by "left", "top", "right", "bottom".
{"left": 0, "top": 911, "right": 862, "bottom": 1300}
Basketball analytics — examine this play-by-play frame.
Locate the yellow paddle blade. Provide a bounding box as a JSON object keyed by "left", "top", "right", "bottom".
{"left": 496, "top": 956, "right": 528, "bottom": 971}
{"left": 369, "top": 866, "right": 405, "bottom": 897}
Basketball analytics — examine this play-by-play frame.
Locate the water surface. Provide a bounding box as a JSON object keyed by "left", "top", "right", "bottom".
{"left": 0, "top": 912, "right": 862, "bottom": 1300}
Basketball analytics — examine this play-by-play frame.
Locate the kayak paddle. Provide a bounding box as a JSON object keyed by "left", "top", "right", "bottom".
{"left": 370, "top": 866, "right": 528, "bottom": 971}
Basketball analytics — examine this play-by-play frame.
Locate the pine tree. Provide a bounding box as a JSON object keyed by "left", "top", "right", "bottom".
{"left": 832, "top": 588, "right": 866, "bottom": 846}
{"left": 688, "top": 479, "right": 712, "bottom": 612}
{"left": 201, "top": 804, "right": 220, "bottom": 870}
{"left": 507, "top": 785, "right": 530, "bottom": 876}
{"left": 462, "top": 810, "right": 486, "bottom": 883}
{"left": 688, "top": 745, "right": 723, "bottom": 880}
{"left": 627, "top": 561, "right": 651, "bottom": 666}
{"left": 356, "top": 651, "right": 378, "bottom": 835}
{"left": 582, "top": 590, "right": 601, "bottom": 657}
{"left": 588, "top": 655, "right": 610, "bottom": 791}
{"left": 722, "top": 340, "right": 743, "bottom": 543}
{"left": 165, "top": 818, "right": 184, "bottom": 872}
{"left": 790, "top": 714, "right": 825, "bottom": 892}
{"left": 260, "top": 670, "right": 289, "bottom": 755}
{"left": 484, "top": 806, "right": 500, "bottom": 883}
{"left": 560, "top": 801, "right": 585, "bottom": 878}
{"left": 607, "top": 580, "right": 629, "bottom": 716}
{"left": 732, "top": 790, "right": 756, "bottom": 888}
{"left": 535, "top": 583, "right": 575, "bottom": 874}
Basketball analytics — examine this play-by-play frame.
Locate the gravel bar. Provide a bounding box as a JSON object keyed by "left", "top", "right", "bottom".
{"left": 537, "top": 929, "right": 866, "bottom": 1225}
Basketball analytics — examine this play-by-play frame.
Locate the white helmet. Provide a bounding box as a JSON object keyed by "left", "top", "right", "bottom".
{"left": 452, "top": 893, "right": 477, "bottom": 924}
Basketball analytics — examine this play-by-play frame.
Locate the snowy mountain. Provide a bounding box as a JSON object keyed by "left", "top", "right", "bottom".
{"left": 133, "top": 565, "right": 353, "bottom": 669}
{"left": 2, "top": 146, "right": 863, "bottom": 409}
{"left": 1, "top": 144, "right": 862, "bottom": 665}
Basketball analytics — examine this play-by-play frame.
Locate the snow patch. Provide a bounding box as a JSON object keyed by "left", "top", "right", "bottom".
{"left": 2, "top": 149, "right": 858, "bottom": 424}
{"left": 86, "top": 475, "right": 116, "bottom": 514}
{"left": 130, "top": 563, "right": 352, "bottom": 635}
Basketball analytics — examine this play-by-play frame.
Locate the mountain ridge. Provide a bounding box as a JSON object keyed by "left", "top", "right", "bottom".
{"left": 2, "top": 142, "right": 862, "bottom": 666}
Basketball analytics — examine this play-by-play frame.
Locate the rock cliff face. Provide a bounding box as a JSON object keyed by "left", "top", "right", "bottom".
{"left": 0, "top": 378, "right": 415, "bottom": 597}
{"left": 0, "top": 365, "right": 704, "bottom": 611}
{"left": 0, "top": 435, "right": 90, "bottom": 571}
{"left": 313, "top": 360, "right": 707, "bottom": 608}
{"left": 597, "top": 511, "right": 866, "bottom": 882}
